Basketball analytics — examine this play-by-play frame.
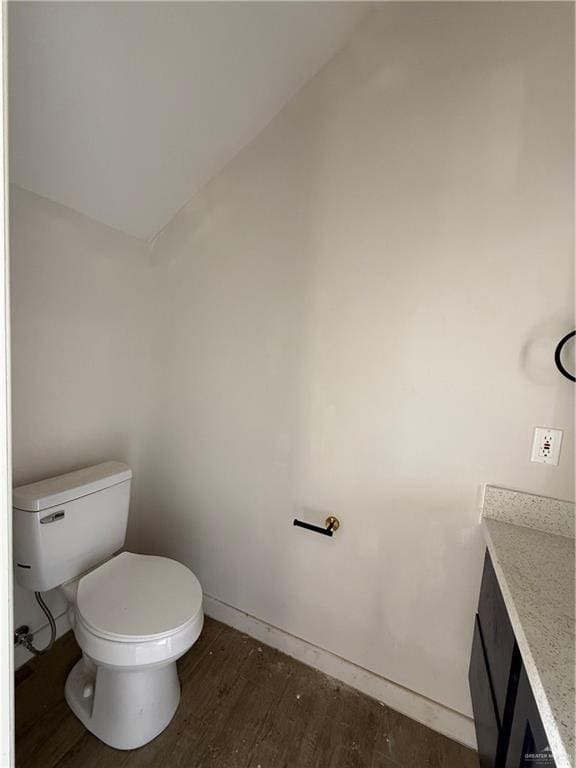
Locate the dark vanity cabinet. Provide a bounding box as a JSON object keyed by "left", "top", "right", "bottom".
{"left": 469, "top": 551, "right": 555, "bottom": 768}
{"left": 505, "top": 667, "right": 556, "bottom": 768}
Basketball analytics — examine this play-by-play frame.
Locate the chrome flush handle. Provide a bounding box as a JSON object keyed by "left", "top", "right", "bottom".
{"left": 40, "top": 510, "right": 65, "bottom": 524}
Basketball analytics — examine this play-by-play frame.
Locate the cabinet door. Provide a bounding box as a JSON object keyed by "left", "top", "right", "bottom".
{"left": 478, "top": 551, "right": 517, "bottom": 724}
{"left": 469, "top": 615, "right": 501, "bottom": 768}
{"left": 505, "top": 666, "right": 556, "bottom": 768}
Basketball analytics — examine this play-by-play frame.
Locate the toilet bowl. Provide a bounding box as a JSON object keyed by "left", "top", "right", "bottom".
{"left": 61, "top": 551, "right": 204, "bottom": 750}
{"left": 12, "top": 461, "right": 205, "bottom": 751}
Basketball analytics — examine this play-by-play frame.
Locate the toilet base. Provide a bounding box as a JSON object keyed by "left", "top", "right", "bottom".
{"left": 65, "top": 656, "right": 181, "bottom": 750}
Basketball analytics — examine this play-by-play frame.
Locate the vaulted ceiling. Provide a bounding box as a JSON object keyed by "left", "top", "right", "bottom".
{"left": 9, "top": 2, "right": 369, "bottom": 241}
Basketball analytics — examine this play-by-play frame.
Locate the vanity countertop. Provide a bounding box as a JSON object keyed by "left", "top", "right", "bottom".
{"left": 482, "top": 516, "right": 574, "bottom": 768}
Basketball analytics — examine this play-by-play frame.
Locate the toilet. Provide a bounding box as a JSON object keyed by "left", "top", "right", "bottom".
{"left": 12, "top": 461, "right": 204, "bottom": 750}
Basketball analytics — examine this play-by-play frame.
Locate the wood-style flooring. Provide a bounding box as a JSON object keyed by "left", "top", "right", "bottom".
{"left": 15, "top": 617, "right": 479, "bottom": 768}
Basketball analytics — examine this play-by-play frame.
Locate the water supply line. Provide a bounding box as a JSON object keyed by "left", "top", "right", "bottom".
{"left": 14, "top": 592, "right": 57, "bottom": 656}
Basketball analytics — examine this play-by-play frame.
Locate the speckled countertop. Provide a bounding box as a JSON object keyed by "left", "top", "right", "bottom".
{"left": 482, "top": 486, "right": 575, "bottom": 768}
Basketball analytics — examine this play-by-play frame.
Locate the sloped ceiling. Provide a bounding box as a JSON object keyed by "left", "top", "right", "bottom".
{"left": 9, "top": 2, "right": 369, "bottom": 241}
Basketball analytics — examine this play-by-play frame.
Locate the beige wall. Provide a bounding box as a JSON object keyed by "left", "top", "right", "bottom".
{"left": 10, "top": 0, "right": 574, "bottom": 727}
{"left": 10, "top": 186, "right": 153, "bottom": 639}
{"left": 138, "top": 3, "right": 574, "bottom": 719}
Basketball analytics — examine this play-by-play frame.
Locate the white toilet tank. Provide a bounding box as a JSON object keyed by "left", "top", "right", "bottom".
{"left": 13, "top": 461, "right": 132, "bottom": 592}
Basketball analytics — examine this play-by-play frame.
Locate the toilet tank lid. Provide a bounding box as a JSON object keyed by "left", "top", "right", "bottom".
{"left": 13, "top": 461, "right": 132, "bottom": 512}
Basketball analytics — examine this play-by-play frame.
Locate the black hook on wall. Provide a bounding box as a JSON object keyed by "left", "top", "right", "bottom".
{"left": 293, "top": 516, "right": 340, "bottom": 537}
{"left": 554, "top": 330, "right": 575, "bottom": 382}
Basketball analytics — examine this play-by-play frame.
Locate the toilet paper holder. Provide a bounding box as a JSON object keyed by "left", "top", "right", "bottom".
{"left": 293, "top": 516, "right": 340, "bottom": 537}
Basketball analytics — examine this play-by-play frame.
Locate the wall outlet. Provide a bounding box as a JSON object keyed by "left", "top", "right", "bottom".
{"left": 531, "top": 427, "right": 563, "bottom": 465}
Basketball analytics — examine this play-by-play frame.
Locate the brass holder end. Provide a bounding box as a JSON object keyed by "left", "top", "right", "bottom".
{"left": 325, "top": 516, "right": 340, "bottom": 532}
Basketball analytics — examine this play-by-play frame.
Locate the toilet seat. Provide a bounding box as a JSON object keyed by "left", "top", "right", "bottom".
{"left": 76, "top": 551, "right": 203, "bottom": 642}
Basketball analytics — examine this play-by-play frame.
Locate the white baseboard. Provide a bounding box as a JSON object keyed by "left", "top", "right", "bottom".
{"left": 204, "top": 594, "right": 477, "bottom": 751}
{"left": 14, "top": 609, "right": 70, "bottom": 670}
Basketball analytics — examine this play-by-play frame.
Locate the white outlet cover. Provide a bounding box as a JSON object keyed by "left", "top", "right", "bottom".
{"left": 531, "top": 427, "right": 563, "bottom": 465}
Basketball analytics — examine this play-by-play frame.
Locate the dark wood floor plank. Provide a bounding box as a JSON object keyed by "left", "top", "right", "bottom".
{"left": 117, "top": 627, "right": 262, "bottom": 768}
{"left": 191, "top": 641, "right": 296, "bottom": 768}
{"left": 15, "top": 618, "right": 479, "bottom": 768}
{"left": 148, "top": 631, "right": 282, "bottom": 768}
{"left": 374, "top": 705, "right": 479, "bottom": 768}
{"left": 48, "top": 731, "right": 125, "bottom": 768}
{"left": 16, "top": 697, "right": 86, "bottom": 768}
{"left": 245, "top": 660, "right": 321, "bottom": 768}
{"left": 15, "top": 628, "right": 85, "bottom": 768}
{"left": 15, "top": 630, "right": 81, "bottom": 741}
{"left": 246, "top": 658, "right": 346, "bottom": 768}
{"left": 321, "top": 685, "right": 382, "bottom": 768}
{"left": 177, "top": 616, "right": 226, "bottom": 683}
{"left": 295, "top": 678, "right": 367, "bottom": 768}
